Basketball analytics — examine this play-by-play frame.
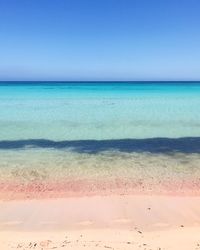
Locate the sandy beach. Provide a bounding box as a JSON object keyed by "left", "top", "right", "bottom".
{"left": 1, "top": 151, "right": 200, "bottom": 250}
{"left": 1, "top": 226, "right": 200, "bottom": 250}
{"left": 1, "top": 195, "right": 200, "bottom": 249}
{"left": 1, "top": 0, "right": 200, "bottom": 247}
{"left": 1, "top": 83, "right": 200, "bottom": 249}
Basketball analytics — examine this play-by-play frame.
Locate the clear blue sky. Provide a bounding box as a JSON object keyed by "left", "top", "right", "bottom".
{"left": 0, "top": 0, "right": 200, "bottom": 81}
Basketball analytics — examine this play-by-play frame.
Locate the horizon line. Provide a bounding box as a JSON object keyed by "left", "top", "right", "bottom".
{"left": 1, "top": 80, "right": 200, "bottom": 83}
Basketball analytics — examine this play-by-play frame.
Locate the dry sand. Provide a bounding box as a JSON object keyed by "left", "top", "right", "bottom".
{"left": 1, "top": 227, "right": 200, "bottom": 250}
{"left": 1, "top": 195, "right": 200, "bottom": 249}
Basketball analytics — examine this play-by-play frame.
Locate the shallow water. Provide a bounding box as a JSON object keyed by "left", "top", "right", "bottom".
{"left": 1, "top": 149, "right": 200, "bottom": 198}
{"left": 0, "top": 82, "right": 200, "bottom": 197}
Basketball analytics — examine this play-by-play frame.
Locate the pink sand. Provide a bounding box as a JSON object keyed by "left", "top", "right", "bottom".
{"left": 1, "top": 195, "right": 200, "bottom": 249}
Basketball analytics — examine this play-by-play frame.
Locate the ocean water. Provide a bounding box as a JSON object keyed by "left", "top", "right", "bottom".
{"left": 1, "top": 81, "right": 200, "bottom": 197}
{"left": 1, "top": 81, "right": 200, "bottom": 140}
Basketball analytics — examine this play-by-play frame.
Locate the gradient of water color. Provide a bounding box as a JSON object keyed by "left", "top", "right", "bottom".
{"left": 1, "top": 82, "right": 200, "bottom": 198}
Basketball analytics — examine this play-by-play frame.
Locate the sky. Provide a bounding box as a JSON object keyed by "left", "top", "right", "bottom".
{"left": 0, "top": 0, "right": 200, "bottom": 81}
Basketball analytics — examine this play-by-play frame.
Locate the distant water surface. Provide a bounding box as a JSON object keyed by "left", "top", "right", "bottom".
{"left": 0, "top": 81, "right": 200, "bottom": 140}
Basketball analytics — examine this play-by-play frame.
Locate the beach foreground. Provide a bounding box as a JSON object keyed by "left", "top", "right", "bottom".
{"left": 1, "top": 227, "right": 200, "bottom": 250}
{"left": 1, "top": 195, "right": 200, "bottom": 249}
{"left": 1, "top": 82, "right": 200, "bottom": 249}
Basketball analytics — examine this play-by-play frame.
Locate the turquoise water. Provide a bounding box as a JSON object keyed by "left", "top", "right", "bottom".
{"left": 0, "top": 82, "right": 200, "bottom": 140}
{"left": 1, "top": 82, "right": 200, "bottom": 197}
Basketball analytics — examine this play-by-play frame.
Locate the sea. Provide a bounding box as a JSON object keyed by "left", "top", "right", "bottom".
{"left": 1, "top": 81, "right": 200, "bottom": 197}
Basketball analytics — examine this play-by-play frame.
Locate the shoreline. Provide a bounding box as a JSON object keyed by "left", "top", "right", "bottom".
{"left": 1, "top": 179, "right": 200, "bottom": 201}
